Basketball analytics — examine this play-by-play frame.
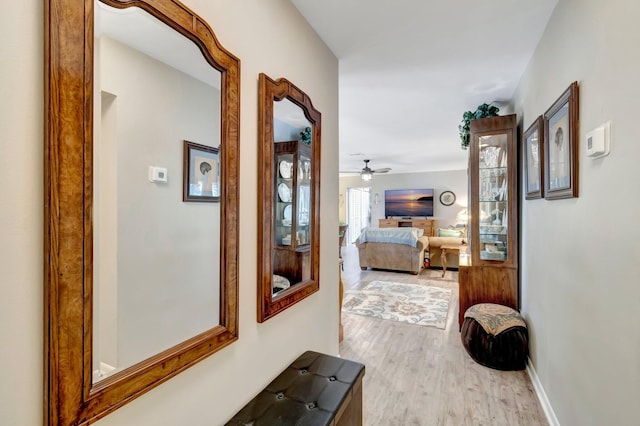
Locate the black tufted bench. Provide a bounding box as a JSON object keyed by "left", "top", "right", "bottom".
{"left": 226, "top": 351, "right": 365, "bottom": 426}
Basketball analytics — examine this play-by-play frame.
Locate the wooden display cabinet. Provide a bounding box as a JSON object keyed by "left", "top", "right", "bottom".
{"left": 458, "top": 114, "right": 519, "bottom": 329}
{"left": 273, "top": 140, "right": 312, "bottom": 288}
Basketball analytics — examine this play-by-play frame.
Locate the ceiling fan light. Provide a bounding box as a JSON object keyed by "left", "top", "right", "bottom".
{"left": 361, "top": 171, "right": 372, "bottom": 181}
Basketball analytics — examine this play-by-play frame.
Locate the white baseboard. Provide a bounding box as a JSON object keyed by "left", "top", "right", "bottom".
{"left": 92, "top": 361, "right": 117, "bottom": 382}
{"left": 526, "top": 357, "right": 560, "bottom": 426}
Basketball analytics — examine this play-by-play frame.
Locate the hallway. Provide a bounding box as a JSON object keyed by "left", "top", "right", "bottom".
{"left": 339, "top": 245, "right": 547, "bottom": 426}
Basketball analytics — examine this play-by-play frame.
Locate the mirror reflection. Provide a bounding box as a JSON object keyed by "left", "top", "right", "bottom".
{"left": 257, "top": 74, "right": 321, "bottom": 322}
{"left": 93, "top": 1, "right": 222, "bottom": 381}
{"left": 272, "top": 99, "right": 313, "bottom": 295}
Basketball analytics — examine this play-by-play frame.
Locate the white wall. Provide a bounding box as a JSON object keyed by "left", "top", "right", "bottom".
{"left": 0, "top": 0, "right": 42, "bottom": 424}
{"left": 98, "top": 36, "right": 222, "bottom": 370}
{"left": 339, "top": 169, "right": 468, "bottom": 237}
{"left": 0, "top": 0, "right": 339, "bottom": 424}
{"left": 513, "top": 0, "right": 640, "bottom": 424}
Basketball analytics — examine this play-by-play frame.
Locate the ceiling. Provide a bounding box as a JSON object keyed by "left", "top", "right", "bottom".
{"left": 290, "top": 0, "right": 559, "bottom": 176}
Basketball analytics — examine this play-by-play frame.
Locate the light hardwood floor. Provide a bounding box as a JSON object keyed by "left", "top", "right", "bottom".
{"left": 339, "top": 245, "right": 548, "bottom": 426}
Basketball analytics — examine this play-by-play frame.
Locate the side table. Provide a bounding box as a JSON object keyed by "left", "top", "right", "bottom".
{"left": 440, "top": 244, "right": 463, "bottom": 278}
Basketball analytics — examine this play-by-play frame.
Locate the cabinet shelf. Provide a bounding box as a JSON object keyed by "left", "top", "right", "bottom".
{"left": 479, "top": 166, "right": 508, "bottom": 171}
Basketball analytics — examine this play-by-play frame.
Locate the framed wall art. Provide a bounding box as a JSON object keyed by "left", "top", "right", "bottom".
{"left": 183, "top": 140, "right": 220, "bottom": 202}
{"left": 544, "top": 81, "right": 579, "bottom": 200}
{"left": 523, "top": 116, "right": 544, "bottom": 199}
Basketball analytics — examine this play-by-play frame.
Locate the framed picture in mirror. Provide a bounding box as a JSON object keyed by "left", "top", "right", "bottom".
{"left": 183, "top": 140, "right": 220, "bottom": 202}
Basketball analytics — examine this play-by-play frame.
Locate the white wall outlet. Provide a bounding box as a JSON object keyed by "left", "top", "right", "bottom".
{"left": 148, "top": 166, "right": 168, "bottom": 183}
{"left": 586, "top": 121, "right": 611, "bottom": 159}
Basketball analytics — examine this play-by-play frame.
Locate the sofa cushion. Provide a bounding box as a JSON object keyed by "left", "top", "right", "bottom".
{"left": 357, "top": 227, "right": 424, "bottom": 246}
{"left": 436, "top": 228, "right": 465, "bottom": 238}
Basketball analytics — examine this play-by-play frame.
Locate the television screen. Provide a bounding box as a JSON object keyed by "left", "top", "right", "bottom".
{"left": 384, "top": 188, "right": 434, "bottom": 218}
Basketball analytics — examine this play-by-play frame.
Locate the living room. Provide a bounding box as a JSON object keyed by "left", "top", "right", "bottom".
{"left": 4, "top": 0, "right": 640, "bottom": 425}
{"left": 339, "top": 170, "right": 468, "bottom": 245}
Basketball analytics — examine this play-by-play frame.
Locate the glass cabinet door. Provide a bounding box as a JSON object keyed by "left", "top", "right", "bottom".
{"left": 273, "top": 143, "right": 311, "bottom": 251}
{"left": 296, "top": 153, "right": 311, "bottom": 246}
{"left": 272, "top": 139, "right": 312, "bottom": 291}
{"left": 469, "top": 114, "right": 517, "bottom": 268}
{"left": 477, "top": 134, "right": 509, "bottom": 261}
{"left": 275, "top": 152, "right": 294, "bottom": 246}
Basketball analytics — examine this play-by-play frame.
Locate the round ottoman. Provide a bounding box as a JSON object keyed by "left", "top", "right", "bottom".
{"left": 461, "top": 303, "right": 528, "bottom": 371}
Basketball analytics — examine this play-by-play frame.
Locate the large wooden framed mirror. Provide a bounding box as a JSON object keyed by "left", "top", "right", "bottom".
{"left": 44, "top": 0, "right": 240, "bottom": 423}
{"left": 257, "top": 74, "right": 321, "bottom": 322}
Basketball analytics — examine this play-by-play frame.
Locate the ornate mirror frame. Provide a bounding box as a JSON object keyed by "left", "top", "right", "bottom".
{"left": 257, "top": 73, "right": 321, "bottom": 322}
{"left": 44, "top": 0, "right": 240, "bottom": 424}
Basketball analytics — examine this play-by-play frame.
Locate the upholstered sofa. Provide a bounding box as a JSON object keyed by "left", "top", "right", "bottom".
{"left": 355, "top": 227, "right": 465, "bottom": 274}
{"left": 356, "top": 227, "right": 429, "bottom": 274}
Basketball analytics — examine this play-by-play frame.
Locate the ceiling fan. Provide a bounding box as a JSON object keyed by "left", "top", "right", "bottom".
{"left": 340, "top": 159, "right": 391, "bottom": 181}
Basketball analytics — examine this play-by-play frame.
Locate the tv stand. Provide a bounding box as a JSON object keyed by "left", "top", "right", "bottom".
{"left": 379, "top": 218, "right": 435, "bottom": 237}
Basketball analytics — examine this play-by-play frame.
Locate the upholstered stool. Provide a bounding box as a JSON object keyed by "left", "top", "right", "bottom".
{"left": 226, "top": 351, "right": 365, "bottom": 425}
{"left": 461, "top": 303, "right": 528, "bottom": 371}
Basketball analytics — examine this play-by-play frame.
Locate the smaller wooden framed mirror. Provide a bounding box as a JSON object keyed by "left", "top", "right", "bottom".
{"left": 257, "top": 74, "right": 321, "bottom": 322}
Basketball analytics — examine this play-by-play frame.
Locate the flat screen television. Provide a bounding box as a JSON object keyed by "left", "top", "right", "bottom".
{"left": 384, "top": 188, "right": 434, "bottom": 218}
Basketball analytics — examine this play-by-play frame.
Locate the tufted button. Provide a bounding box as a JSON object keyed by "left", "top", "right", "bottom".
{"left": 328, "top": 376, "right": 336, "bottom": 382}
{"left": 307, "top": 402, "right": 316, "bottom": 409}
{"left": 276, "top": 392, "right": 285, "bottom": 400}
{"left": 300, "top": 369, "right": 308, "bottom": 374}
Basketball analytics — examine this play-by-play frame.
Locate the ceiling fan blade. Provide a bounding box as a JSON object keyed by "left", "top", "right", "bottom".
{"left": 372, "top": 168, "right": 391, "bottom": 173}
{"left": 339, "top": 170, "right": 363, "bottom": 174}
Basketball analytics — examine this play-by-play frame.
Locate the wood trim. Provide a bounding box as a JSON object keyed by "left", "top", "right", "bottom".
{"left": 44, "top": 0, "right": 240, "bottom": 424}
{"left": 257, "top": 73, "right": 322, "bottom": 322}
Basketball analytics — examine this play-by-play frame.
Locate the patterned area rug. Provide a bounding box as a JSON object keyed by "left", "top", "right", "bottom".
{"left": 342, "top": 281, "right": 451, "bottom": 329}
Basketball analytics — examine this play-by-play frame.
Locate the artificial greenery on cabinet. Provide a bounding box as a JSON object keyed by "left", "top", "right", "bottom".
{"left": 458, "top": 103, "right": 500, "bottom": 149}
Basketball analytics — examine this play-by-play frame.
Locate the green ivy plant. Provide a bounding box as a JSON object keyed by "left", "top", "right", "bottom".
{"left": 299, "top": 127, "right": 312, "bottom": 145}
{"left": 458, "top": 103, "right": 500, "bottom": 149}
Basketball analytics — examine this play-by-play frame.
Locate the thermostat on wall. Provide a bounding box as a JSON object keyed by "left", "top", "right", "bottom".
{"left": 148, "top": 166, "right": 168, "bottom": 183}
{"left": 586, "top": 121, "right": 611, "bottom": 159}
